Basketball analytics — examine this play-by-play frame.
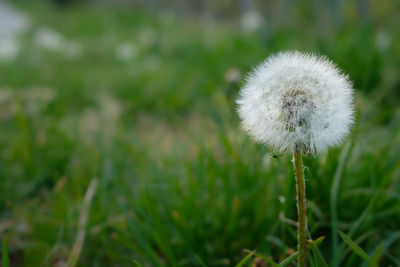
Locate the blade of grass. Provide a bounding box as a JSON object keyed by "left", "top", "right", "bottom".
{"left": 334, "top": 155, "right": 400, "bottom": 263}
{"left": 2, "top": 235, "right": 10, "bottom": 267}
{"left": 368, "top": 243, "right": 384, "bottom": 267}
{"left": 309, "top": 242, "right": 328, "bottom": 267}
{"left": 383, "top": 231, "right": 400, "bottom": 250}
{"left": 349, "top": 154, "right": 400, "bottom": 239}
{"left": 308, "top": 237, "right": 328, "bottom": 267}
{"left": 118, "top": 202, "right": 161, "bottom": 266}
{"left": 235, "top": 250, "right": 256, "bottom": 267}
{"left": 192, "top": 254, "right": 207, "bottom": 267}
{"left": 386, "top": 252, "right": 400, "bottom": 266}
{"left": 132, "top": 260, "right": 144, "bottom": 267}
{"left": 340, "top": 230, "right": 373, "bottom": 265}
{"left": 67, "top": 178, "right": 98, "bottom": 267}
{"left": 143, "top": 185, "right": 179, "bottom": 266}
{"left": 279, "top": 251, "right": 298, "bottom": 266}
{"left": 338, "top": 231, "right": 370, "bottom": 262}
{"left": 311, "top": 236, "right": 325, "bottom": 246}
{"left": 330, "top": 142, "right": 351, "bottom": 267}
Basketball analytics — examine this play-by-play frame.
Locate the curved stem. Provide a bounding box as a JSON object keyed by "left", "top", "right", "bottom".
{"left": 293, "top": 151, "right": 307, "bottom": 267}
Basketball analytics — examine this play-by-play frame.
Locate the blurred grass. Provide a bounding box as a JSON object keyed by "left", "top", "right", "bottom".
{"left": 0, "top": 1, "right": 400, "bottom": 266}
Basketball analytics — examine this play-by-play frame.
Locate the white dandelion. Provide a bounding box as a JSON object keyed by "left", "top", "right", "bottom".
{"left": 236, "top": 51, "right": 354, "bottom": 267}
{"left": 237, "top": 51, "right": 354, "bottom": 154}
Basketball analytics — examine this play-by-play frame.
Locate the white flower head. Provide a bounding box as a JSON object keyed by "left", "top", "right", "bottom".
{"left": 237, "top": 51, "right": 354, "bottom": 154}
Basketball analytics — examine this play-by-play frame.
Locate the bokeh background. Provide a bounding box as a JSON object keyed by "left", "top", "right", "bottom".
{"left": 0, "top": 0, "right": 400, "bottom": 266}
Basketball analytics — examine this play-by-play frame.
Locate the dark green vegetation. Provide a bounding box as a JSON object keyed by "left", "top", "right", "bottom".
{"left": 1, "top": 1, "right": 400, "bottom": 266}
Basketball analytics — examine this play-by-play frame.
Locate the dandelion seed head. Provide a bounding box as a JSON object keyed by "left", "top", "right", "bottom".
{"left": 237, "top": 51, "right": 354, "bottom": 154}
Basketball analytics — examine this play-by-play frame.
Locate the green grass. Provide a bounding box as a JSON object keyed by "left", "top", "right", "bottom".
{"left": 0, "top": 1, "right": 400, "bottom": 266}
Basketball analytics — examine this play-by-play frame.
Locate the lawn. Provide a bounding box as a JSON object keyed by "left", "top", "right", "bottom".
{"left": 1, "top": 1, "right": 400, "bottom": 266}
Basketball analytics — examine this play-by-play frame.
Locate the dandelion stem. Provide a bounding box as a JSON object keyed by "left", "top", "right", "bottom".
{"left": 293, "top": 151, "right": 307, "bottom": 267}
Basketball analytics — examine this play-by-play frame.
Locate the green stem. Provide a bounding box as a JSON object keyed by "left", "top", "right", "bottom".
{"left": 293, "top": 151, "right": 308, "bottom": 267}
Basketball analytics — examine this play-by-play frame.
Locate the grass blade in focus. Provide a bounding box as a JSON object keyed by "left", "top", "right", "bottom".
{"left": 339, "top": 231, "right": 370, "bottom": 262}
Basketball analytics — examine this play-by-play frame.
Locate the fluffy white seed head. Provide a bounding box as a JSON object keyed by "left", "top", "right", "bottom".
{"left": 237, "top": 51, "right": 354, "bottom": 154}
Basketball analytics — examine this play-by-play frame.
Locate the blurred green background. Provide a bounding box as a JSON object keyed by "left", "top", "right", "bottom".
{"left": 0, "top": 0, "right": 399, "bottom": 266}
